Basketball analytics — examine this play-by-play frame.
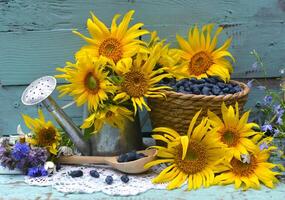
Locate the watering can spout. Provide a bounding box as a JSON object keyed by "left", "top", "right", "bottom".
{"left": 42, "top": 96, "right": 91, "bottom": 155}
{"left": 21, "top": 76, "right": 91, "bottom": 156}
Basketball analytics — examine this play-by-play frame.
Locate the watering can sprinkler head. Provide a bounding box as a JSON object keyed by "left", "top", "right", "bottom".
{"left": 21, "top": 76, "right": 91, "bottom": 155}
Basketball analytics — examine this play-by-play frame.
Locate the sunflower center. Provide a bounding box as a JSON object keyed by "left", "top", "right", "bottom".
{"left": 121, "top": 70, "right": 149, "bottom": 97}
{"left": 230, "top": 156, "right": 257, "bottom": 177}
{"left": 106, "top": 111, "right": 113, "bottom": 118}
{"left": 84, "top": 72, "right": 100, "bottom": 94}
{"left": 37, "top": 127, "right": 56, "bottom": 146}
{"left": 175, "top": 141, "right": 207, "bottom": 174}
{"left": 189, "top": 51, "right": 213, "bottom": 76}
{"left": 220, "top": 130, "right": 239, "bottom": 147}
{"left": 98, "top": 38, "right": 122, "bottom": 63}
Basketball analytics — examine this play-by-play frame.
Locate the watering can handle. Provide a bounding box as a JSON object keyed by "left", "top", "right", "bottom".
{"left": 58, "top": 155, "right": 107, "bottom": 165}
{"left": 61, "top": 101, "right": 76, "bottom": 110}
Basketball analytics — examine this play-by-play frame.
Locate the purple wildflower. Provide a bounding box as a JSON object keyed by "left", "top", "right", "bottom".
{"left": 261, "top": 123, "right": 273, "bottom": 132}
{"left": 247, "top": 79, "right": 254, "bottom": 88}
{"left": 273, "top": 129, "right": 280, "bottom": 137}
{"left": 28, "top": 147, "right": 48, "bottom": 167}
{"left": 263, "top": 95, "right": 273, "bottom": 105}
{"left": 273, "top": 104, "right": 284, "bottom": 117}
{"left": 276, "top": 116, "right": 283, "bottom": 125}
{"left": 27, "top": 166, "right": 48, "bottom": 177}
{"left": 259, "top": 142, "right": 269, "bottom": 150}
{"left": 12, "top": 142, "right": 30, "bottom": 161}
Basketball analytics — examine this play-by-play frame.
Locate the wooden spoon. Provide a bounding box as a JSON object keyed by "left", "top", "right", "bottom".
{"left": 58, "top": 149, "right": 157, "bottom": 174}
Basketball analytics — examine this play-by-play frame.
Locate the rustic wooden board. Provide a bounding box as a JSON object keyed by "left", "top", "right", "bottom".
{"left": 1, "top": 0, "right": 285, "bottom": 86}
{"left": 0, "top": 174, "right": 284, "bottom": 199}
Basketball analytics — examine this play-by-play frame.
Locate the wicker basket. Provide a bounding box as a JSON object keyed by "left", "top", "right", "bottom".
{"left": 148, "top": 80, "right": 250, "bottom": 134}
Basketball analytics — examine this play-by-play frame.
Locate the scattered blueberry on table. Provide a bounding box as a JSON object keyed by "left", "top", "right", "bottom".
{"left": 121, "top": 174, "right": 129, "bottom": 183}
{"left": 117, "top": 151, "right": 146, "bottom": 163}
{"left": 68, "top": 170, "right": 83, "bottom": 178}
{"left": 105, "top": 175, "right": 113, "bottom": 185}
{"left": 90, "top": 170, "right": 100, "bottom": 178}
{"left": 160, "top": 77, "right": 242, "bottom": 96}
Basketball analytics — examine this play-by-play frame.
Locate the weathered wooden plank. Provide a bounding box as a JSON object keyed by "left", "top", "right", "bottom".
{"left": 1, "top": 0, "right": 285, "bottom": 32}
{"left": 1, "top": 21, "right": 285, "bottom": 86}
{"left": 0, "top": 85, "right": 83, "bottom": 135}
{"left": 0, "top": 174, "right": 284, "bottom": 200}
{"left": 0, "top": 0, "right": 285, "bottom": 85}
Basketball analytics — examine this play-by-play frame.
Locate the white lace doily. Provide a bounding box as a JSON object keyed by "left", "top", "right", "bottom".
{"left": 24, "top": 165, "right": 167, "bottom": 196}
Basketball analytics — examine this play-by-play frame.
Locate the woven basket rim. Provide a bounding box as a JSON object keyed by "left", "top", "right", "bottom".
{"left": 157, "top": 80, "right": 250, "bottom": 100}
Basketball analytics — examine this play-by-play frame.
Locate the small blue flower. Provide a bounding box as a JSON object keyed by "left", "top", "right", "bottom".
{"left": 273, "top": 104, "right": 284, "bottom": 117}
{"left": 12, "top": 142, "right": 30, "bottom": 161}
{"left": 273, "top": 129, "right": 280, "bottom": 137}
{"left": 247, "top": 79, "right": 254, "bottom": 88}
{"left": 259, "top": 142, "right": 269, "bottom": 150}
{"left": 263, "top": 95, "right": 272, "bottom": 105}
{"left": 27, "top": 166, "right": 48, "bottom": 177}
{"left": 276, "top": 116, "right": 283, "bottom": 125}
{"left": 261, "top": 123, "right": 273, "bottom": 132}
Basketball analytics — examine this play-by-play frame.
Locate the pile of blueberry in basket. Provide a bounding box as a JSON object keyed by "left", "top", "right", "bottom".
{"left": 161, "top": 76, "right": 242, "bottom": 96}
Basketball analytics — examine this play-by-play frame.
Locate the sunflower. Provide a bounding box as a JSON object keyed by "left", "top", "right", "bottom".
{"left": 81, "top": 105, "right": 134, "bottom": 133}
{"left": 145, "top": 111, "right": 226, "bottom": 190}
{"left": 146, "top": 31, "right": 184, "bottom": 79}
{"left": 113, "top": 43, "right": 171, "bottom": 114}
{"left": 56, "top": 56, "right": 116, "bottom": 111}
{"left": 215, "top": 144, "right": 283, "bottom": 190}
{"left": 176, "top": 24, "right": 234, "bottom": 81}
{"left": 22, "top": 109, "right": 61, "bottom": 155}
{"left": 208, "top": 103, "right": 259, "bottom": 161}
{"left": 74, "top": 10, "right": 149, "bottom": 64}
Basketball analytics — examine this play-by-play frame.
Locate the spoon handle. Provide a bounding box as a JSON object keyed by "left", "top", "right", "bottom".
{"left": 59, "top": 155, "right": 107, "bottom": 165}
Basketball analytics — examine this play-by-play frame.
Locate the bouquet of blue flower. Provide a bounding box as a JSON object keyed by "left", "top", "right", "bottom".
{"left": 0, "top": 139, "right": 49, "bottom": 177}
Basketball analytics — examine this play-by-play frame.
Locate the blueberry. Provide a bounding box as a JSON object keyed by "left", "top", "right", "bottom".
{"left": 202, "top": 87, "right": 210, "bottom": 95}
{"left": 195, "top": 79, "right": 206, "bottom": 84}
{"left": 69, "top": 170, "right": 83, "bottom": 178}
{"left": 206, "top": 77, "right": 217, "bottom": 84}
{"left": 178, "top": 85, "right": 185, "bottom": 93}
{"left": 105, "top": 176, "right": 113, "bottom": 185}
{"left": 117, "top": 153, "right": 128, "bottom": 163}
{"left": 136, "top": 153, "right": 146, "bottom": 159}
{"left": 192, "top": 87, "right": 201, "bottom": 95}
{"left": 197, "top": 84, "right": 205, "bottom": 90}
{"left": 183, "top": 81, "right": 190, "bottom": 89}
{"left": 222, "top": 87, "right": 229, "bottom": 93}
{"left": 90, "top": 170, "right": 100, "bottom": 178}
{"left": 205, "top": 83, "right": 214, "bottom": 88}
{"left": 189, "top": 78, "right": 197, "bottom": 83}
{"left": 234, "top": 86, "right": 241, "bottom": 93}
{"left": 212, "top": 85, "right": 221, "bottom": 95}
{"left": 121, "top": 174, "right": 130, "bottom": 183}
{"left": 126, "top": 151, "right": 137, "bottom": 161}
{"left": 227, "top": 84, "right": 233, "bottom": 89}
{"left": 217, "top": 82, "right": 226, "bottom": 89}
{"left": 212, "top": 76, "right": 223, "bottom": 82}
{"left": 172, "top": 85, "right": 178, "bottom": 91}
{"left": 56, "top": 164, "right": 61, "bottom": 172}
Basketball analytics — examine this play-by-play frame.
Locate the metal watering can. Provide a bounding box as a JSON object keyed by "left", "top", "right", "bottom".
{"left": 21, "top": 76, "right": 143, "bottom": 156}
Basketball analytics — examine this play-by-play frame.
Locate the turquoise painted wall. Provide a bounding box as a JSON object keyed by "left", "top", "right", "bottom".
{"left": 0, "top": 0, "right": 284, "bottom": 134}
